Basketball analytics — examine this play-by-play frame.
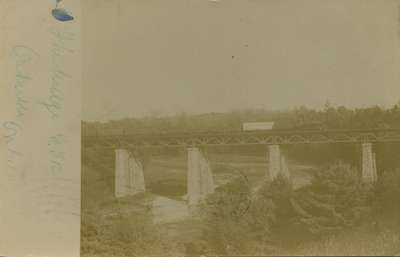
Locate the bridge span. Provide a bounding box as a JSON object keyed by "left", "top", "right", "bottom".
{"left": 82, "top": 129, "right": 400, "bottom": 205}
{"left": 82, "top": 129, "right": 400, "bottom": 148}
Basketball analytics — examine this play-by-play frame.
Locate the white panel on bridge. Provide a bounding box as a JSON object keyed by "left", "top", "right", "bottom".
{"left": 242, "top": 121, "right": 274, "bottom": 131}
{"left": 187, "top": 147, "right": 215, "bottom": 205}
{"left": 115, "top": 149, "right": 145, "bottom": 198}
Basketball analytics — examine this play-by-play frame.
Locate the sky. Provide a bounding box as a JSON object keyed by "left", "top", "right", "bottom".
{"left": 82, "top": 0, "right": 400, "bottom": 122}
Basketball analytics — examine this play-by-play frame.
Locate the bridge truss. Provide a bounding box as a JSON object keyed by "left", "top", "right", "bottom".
{"left": 82, "top": 129, "right": 400, "bottom": 148}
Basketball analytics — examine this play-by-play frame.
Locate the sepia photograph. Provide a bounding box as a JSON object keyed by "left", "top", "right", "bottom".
{"left": 81, "top": 0, "right": 400, "bottom": 256}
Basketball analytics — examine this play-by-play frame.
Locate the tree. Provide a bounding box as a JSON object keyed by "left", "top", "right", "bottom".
{"left": 375, "top": 168, "right": 400, "bottom": 230}
{"left": 200, "top": 175, "right": 255, "bottom": 255}
{"left": 292, "top": 162, "right": 373, "bottom": 238}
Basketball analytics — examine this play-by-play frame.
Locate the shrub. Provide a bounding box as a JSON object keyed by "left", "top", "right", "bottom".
{"left": 81, "top": 205, "right": 182, "bottom": 257}
{"left": 292, "top": 161, "right": 374, "bottom": 238}
{"left": 375, "top": 168, "right": 400, "bottom": 230}
{"left": 199, "top": 175, "right": 254, "bottom": 255}
{"left": 200, "top": 174, "right": 296, "bottom": 255}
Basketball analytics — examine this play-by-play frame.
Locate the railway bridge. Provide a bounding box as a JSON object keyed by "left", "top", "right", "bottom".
{"left": 82, "top": 129, "right": 400, "bottom": 205}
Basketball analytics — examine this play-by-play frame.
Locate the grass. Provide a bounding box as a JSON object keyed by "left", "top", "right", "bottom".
{"left": 86, "top": 149, "right": 396, "bottom": 256}
{"left": 289, "top": 226, "right": 400, "bottom": 256}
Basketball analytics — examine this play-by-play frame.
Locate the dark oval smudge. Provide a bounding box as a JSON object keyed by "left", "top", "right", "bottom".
{"left": 52, "top": 8, "right": 74, "bottom": 22}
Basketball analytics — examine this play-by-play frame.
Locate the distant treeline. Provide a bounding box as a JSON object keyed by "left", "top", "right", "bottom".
{"left": 82, "top": 104, "right": 400, "bottom": 135}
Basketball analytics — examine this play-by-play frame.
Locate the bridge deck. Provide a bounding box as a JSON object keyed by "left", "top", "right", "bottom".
{"left": 82, "top": 129, "right": 400, "bottom": 148}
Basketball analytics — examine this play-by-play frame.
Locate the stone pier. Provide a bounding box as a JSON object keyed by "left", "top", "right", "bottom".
{"left": 280, "top": 155, "right": 290, "bottom": 179}
{"left": 268, "top": 145, "right": 281, "bottom": 180}
{"left": 362, "top": 143, "right": 377, "bottom": 183}
{"left": 372, "top": 152, "right": 377, "bottom": 182}
{"left": 187, "top": 147, "right": 215, "bottom": 205}
{"left": 115, "top": 148, "right": 146, "bottom": 198}
{"left": 268, "top": 145, "right": 290, "bottom": 180}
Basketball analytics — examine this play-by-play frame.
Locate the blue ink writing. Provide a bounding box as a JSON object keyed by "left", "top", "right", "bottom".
{"left": 3, "top": 121, "right": 23, "bottom": 168}
{"left": 38, "top": 28, "right": 74, "bottom": 119}
{"left": 48, "top": 134, "right": 65, "bottom": 174}
{"left": 11, "top": 45, "right": 39, "bottom": 117}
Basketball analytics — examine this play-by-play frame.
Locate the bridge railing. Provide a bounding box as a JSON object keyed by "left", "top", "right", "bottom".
{"left": 82, "top": 129, "right": 400, "bottom": 148}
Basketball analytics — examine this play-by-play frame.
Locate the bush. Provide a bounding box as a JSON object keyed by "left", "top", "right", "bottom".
{"left": 375, "top": 168, "right": 400, "bottom": 229}
{"left": 81, "top": 206, "right": 182, "bottom": 257}
{"left": 200, "top": 174, "right": 298, "bottom": 255}
{"left": 196, "top": 164, "right": 399, "bottom": 256}
{"left": 292, "top": 161, "right": 374, "bottom": 238}
{"left": 250, "top": 175, "right": 300, "bottom": 251}
{"left": 294, "top": 228, "right": 400, "bottom": 255}
{"left": 199, "top": 175, "right": 254, "bottom": 255}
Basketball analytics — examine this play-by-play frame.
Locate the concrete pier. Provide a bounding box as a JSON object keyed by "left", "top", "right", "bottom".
{"left": 115, "top": 149, "right": 130, "bottom": 197}
{"left": 372, "top": 152, "right": 377, "bottom": 182}
{"left": 268, "top": 145, "right": 290, "bottom": 180}
{"left": 187, "top": 147, "right": 215, "bottom": 205}
{"left": 280, "top": 155, "right": 290, "bottom": 179}
{"left": 129, "top": 153, "right": 146, "bottom": 194}
{"left": 362, "top": 143, "right": 377, "bottom": 183}
{"left": 268, "top": 145, "right": 281, "bottom": 180}
{"left": 115, "top": 149, "right": 145, "bottom": 198}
